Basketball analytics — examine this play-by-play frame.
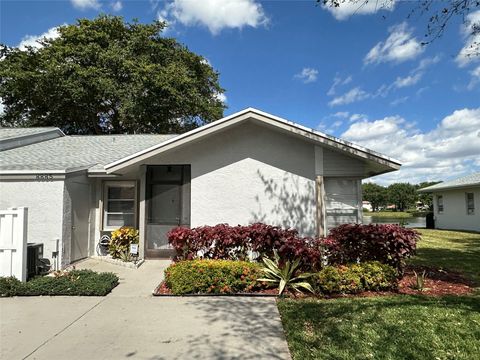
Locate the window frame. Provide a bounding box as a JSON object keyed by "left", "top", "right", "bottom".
{"left": 466, "top": 192, "right": 475, "bottom": 215}
{"left": 102, "top": 181, "right": 137, "bottom": 231}
{"left": 437, "top": 195, "right": 444, "bottom": 214}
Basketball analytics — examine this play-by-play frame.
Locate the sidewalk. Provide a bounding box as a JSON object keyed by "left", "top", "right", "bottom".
{"left": 1, "top": 259, "right": 291, "bottom": 359}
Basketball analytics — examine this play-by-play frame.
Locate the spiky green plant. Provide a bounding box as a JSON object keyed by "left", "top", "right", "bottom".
{"left": 258, "top": 251, "right": 314, "bottom": 295}
{"left": 412, "top": 270, "right": 427, "bottom": 291}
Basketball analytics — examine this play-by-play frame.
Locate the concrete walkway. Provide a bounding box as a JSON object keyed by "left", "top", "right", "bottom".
{"left": 0, "top": 259, "right": 291, "bottom": 360}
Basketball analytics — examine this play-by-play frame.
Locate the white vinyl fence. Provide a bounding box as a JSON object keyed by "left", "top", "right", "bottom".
{"left": 0, "top": 207, "right": 28, "bottom": 281}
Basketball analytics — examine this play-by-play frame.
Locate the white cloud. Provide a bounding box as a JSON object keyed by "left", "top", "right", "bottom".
{"left": 323, "top": 0, "right": 396, "bottom": 21}
{"left": 111, "top": 1, "right": 122, "bottom": 12}
{"left": 17, "top": 27, "right": 61, "bottom": 51}
{"left": 71, "top": 0, "right": 101, "bottom": 10}
{"left": 456, "top": 10, "right": 480, "bottom": 67}
{"left": 215, "top": 92, "right": 227, "bottom": 104}
{"left": 390, "top": 96, "right": 409, "bottom": 106}
{"left": 467, "top": 65, "right": 480, "bottom": 90}
{"left": 329, "top": 87, "right": 370, "bottom": 106}
{"left": 294, "top": 67, "right": 318, "bottom": 83}
{"left": 159, "top": 0, "right": 268, "bottom": 35}
{"left": 327, "top": 74, "right": 352, "bottom": 96}
{"left": 393, "top": 73, "right": 422, "bottom": 88}
{"left": 317, "top": 119, "right": 343, "bottom": 134}
{"left": 364, "top": 22, "right": 424, "bottom": 65}
{"left": 333, "top": 111, "right": 350, "bottom": 118}
{"left": 349, "top": 113, "right": 368, "bottom": 122}
{"left": 341, "top": 108, "right": 480, "bottom": 184}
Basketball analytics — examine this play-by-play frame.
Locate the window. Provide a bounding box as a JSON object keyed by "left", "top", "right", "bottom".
{"left": 103, "top": 181, "right": 136, "bottom": 230}
{"left": 466, "top": 193, "right": 475, "bottom": 215}
{"left": 437, "top": 195, "right": 444, "bottom": 213}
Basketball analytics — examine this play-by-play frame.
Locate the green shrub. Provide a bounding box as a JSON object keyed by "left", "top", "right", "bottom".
{"left": 315, "top": 262, "right": 397, "bottom": 294}
{"left": 316, "top": 265, "right": 363, "bottom": 294}
{"left": 164, "top": 259, "right": 262, "bottom": 295}
{"left": 0, "top": 270, "right": 119, "bottom": 297}
{"left": 357, "top": 261, "right": 398, "bottom": 291}
{"left": 0, "top": 276, "right": 23, "bottom": 297}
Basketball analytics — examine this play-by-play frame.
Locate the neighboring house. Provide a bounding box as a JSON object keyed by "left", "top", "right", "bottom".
{"left": 362, "top": 201, "right": 373, "bottom": 212}
{"left": 0, "top": 108, "right": 400, "bottom": 267}
{"left": 418, "top": 173, "right": 480, "bottom": 232}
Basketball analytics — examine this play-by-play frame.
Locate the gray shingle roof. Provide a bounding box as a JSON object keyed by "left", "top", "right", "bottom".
{"left": 419, "top": 173, "right": 480, "bottom": 192}
{"left": 0, "top": 134, "right": 177, "bottom": 172}
{"left": 0, "top": 127, "right": 61, "bottom": 141}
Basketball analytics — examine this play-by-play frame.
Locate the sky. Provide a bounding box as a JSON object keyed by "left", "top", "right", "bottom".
{"left": 1, "top": 0, "right": 479, "bottom": 185}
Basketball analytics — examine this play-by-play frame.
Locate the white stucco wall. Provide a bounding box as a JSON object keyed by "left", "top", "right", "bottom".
{"left": 0, "top": 180, "right": 65, "bottom": 268}
{"left": 433, "top": 187, "right": 480, "bottom": 232}
{"left": 142, "top": 121, "right": 318, "bottom": 236}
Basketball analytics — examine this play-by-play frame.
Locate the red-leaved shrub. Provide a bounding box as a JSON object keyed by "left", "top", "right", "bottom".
{"left": 168, "top": 223, "right": 323, "bottom": 270}
{"left": 326, "top": 224, "right": 419, "bottom": 272}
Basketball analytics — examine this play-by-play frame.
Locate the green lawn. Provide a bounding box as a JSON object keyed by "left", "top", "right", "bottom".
{"left": 364, "top": 211, "right": 413, "bottom": 218}
{"left": 412, "top": 229, "right": 480, "bottom": 285}
{"left": 278, "top": 229, "right": 480, "bottom": 360}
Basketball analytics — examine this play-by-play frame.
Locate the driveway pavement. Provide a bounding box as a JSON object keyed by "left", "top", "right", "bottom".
{"left": 0, "top": 259, "right": 291, "bottom": 360}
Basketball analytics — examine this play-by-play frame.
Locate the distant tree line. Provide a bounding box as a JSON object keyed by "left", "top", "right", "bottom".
{"left": 362, "top": 182, "right": 441, "bottom": 212}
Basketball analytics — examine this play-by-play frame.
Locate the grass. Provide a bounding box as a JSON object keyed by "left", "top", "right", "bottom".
{"left": 279, "top": 295, "right": 480, "bottom": 360}
{"left": 412, "top": 229, "right": 480, "bottom": 286}
{"left": 278, "top": 229, "right": 480, "bottom": 359}
{"left": 364, "top": 211, "right": 413, "bottom": 218}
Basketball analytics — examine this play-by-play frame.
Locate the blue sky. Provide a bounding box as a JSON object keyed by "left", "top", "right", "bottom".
{"left": 1, "top": 0, "right": 479, "bottom": 184}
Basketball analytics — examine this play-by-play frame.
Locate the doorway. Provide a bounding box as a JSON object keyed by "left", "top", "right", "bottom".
{"left": 70, "top": 180, "right": 90, "bottom": 262}
{"left": 145, "top": 165, "right": 191, "bottom": 258}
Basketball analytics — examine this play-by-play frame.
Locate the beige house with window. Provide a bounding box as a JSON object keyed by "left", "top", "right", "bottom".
{"left": 419, "top": 173, "right": 480, "bottom": 232}
{"left": 0, "top": 108, "right": 401, "bottom": 268}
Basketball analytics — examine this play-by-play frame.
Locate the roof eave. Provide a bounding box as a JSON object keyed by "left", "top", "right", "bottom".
{"left": 104, "top": 108, "right": 401, "bottom": 174}
{"left": 418, "top": 183, "right": 480, "bottom": 192}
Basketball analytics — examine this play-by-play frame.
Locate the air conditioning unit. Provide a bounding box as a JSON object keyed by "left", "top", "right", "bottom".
{"left": 27, "top": 243, "right": 51, "bottom": 280}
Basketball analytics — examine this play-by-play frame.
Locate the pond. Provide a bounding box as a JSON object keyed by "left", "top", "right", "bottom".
{"left": 363, "top": 216, "right": 426, "bottom": 228}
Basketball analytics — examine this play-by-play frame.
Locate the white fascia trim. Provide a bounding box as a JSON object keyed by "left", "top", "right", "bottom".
{"left": 0, "top": 166, "right": 90, "bottom": 175}
{"left": 105, "top": 108, "right": 401, "bottom": 173}
{"left": 418, "top": 183, "right": 480, "bottom": 192}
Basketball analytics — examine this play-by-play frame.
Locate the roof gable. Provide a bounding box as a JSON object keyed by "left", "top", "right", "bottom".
{"left": 104, "top": 108, "right": 401, "bottom": 174}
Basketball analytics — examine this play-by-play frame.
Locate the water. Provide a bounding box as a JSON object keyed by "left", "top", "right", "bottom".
{"left": 363, "top": 216, "right": 426, "bottom": 228}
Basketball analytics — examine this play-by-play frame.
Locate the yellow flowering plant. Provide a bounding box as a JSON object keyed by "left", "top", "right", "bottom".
{"left": 109, "top": 227, "right": 139, "bottom": 262}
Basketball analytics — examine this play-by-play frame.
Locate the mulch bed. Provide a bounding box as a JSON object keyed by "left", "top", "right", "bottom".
{"left": 397, "top": 265, "right": 475, "bottom": 296}
{"left": 153, "top": 265, "right": 476, "bottom": 297}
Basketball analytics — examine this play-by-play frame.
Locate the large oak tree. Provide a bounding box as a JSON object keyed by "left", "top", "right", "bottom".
{"left": 0, "top": 16, "right": 225, "bottom": 134}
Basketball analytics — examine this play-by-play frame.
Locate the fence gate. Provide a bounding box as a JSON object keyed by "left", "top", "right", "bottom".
{"left": 0, "top": 207, "right": 28, "bottom": 281}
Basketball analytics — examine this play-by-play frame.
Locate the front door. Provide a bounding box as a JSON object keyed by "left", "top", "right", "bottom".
{"left": 145, "top": 165, "right": 191, "bottom": 258}
{"left": 70, "top": 181, "right": 90, "bottom": 262}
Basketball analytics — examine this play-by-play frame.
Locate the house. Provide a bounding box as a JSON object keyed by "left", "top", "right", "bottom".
{"left": 362, "top": 201, "right": 373, "bottom": 212}
{"left": 418, "top": 173, "right": 480, "bottom": 232}
{"left": 0, "top": 108, "right": 400, "bottom": 268}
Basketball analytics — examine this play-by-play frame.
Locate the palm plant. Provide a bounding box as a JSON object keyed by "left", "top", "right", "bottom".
{"left": 257, "top": 251, "right": 314, "bottom": 295}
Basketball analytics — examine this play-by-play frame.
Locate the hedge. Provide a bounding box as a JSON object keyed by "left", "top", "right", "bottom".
{"left": 314, "top": 261, "right": 398, "bottom": 294}
{"left": 0, "top": 270, "right": 119, "bottom": 297}
{"left": 326, "top": 224, "right": 419, "bottom": 272}
{"left": 164, "top": 259, "right": 263, "bottom": 295}
{"left": 168, "top": 223, "right": 420, "bottom": 273}
{"left": 168, "top": 223, "right": 323, "bottom": 270}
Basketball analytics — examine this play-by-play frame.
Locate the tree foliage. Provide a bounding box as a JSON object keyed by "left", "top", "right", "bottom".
{"left": 363, "top": 181, "right": 440, "bottom": 211}
{"left": 387, "top": 183, "right": 417, "bottom": 211}
{"left": 362, "top": 183, "right": 388, "bottom": 211}
{"left": 0, "top": 16, "right": 225, "bottom": 134}
{"left": 320, "top": 0, "right": 480, "bottom": 57}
